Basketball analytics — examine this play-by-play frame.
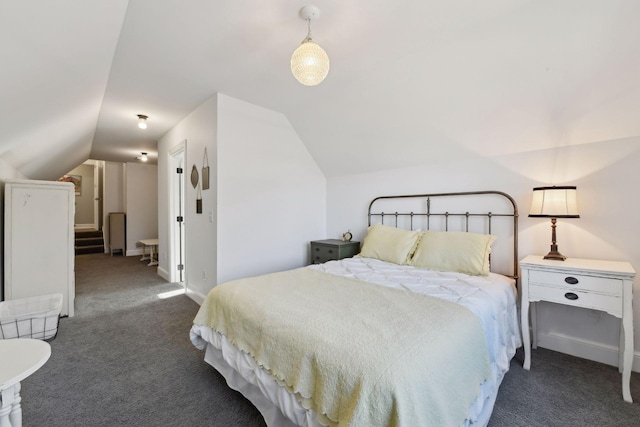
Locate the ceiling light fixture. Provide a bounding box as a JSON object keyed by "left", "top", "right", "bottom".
{"left": 137, "top": 152, "right": 148, "bottom": 162}
{"left": 291, "top": 5, "right": 330, "bottom": 86}
{"left": 137, "top": 114, "right": 148, "bottom": 129}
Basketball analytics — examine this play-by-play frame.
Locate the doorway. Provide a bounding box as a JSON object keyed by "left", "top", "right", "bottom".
{"left": 63, "top": 160, "right": 102, "bottom": 230}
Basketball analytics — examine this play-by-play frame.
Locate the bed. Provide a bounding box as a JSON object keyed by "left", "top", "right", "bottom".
{"left": 190, "top": 191, "right": 521, "bottom": 427}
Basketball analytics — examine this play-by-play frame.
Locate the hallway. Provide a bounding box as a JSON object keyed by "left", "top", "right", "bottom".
{"left": 72, "top": 252, "right": 181, "bottom": 318}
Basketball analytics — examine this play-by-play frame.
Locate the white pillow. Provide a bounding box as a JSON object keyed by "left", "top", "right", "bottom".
{"left": 359, "top": 223, "right": 421, "bottom": 265}
{"left": 409, "top": 231, "right": 496, "bottom": 276}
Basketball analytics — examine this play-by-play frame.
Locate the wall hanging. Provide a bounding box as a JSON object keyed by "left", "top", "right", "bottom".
{"left": 196, "top": 182, "right": 203, "bottom": 214}
{"left": 191, "top": 164, "right": 199, "bottom": 188}
{"left": 202, "top": 147, "right": 210, "bottom": 190}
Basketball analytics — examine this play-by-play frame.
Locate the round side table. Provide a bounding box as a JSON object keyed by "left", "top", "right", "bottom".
{"left": 0, "top": 339, "right": 51, "bottom": 427}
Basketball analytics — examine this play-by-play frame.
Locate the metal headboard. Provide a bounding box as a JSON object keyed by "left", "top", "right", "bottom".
{"left": 368, "top": 190, "right": 519, "bottom": 280}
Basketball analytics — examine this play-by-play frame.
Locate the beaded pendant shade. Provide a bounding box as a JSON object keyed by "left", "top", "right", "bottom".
{"left": 291, "top": 6, "right": 330, "bottom": 86}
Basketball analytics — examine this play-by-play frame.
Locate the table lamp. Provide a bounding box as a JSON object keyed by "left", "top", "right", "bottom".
{"left": 529, "top": 186, "right": 579, "bottom": 261}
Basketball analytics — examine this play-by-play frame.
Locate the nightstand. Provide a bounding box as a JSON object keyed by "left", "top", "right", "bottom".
{"left": 310, "top": 239, "right": 360, "bottom": 264}
{"left": 520, "top": 255, "right": 635, "bottom": 402}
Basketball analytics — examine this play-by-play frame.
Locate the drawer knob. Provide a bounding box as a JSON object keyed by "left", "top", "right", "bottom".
{"left": 564, "top": 277, "right": 579, "bottom": 285}
{"left": 328, "top": 249, "right": 333, "bottom": 254}
{"left": 315, "top": 247, "right": 319, "bottom": 251}
{"left": 564, "top": 292, "right": 579, "bottom": 301}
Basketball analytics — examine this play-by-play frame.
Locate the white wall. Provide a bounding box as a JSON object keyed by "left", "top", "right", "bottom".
{"left": 327, "top": 137, "right": 640, "bottom": 371}
{"left": 156, "top": 139, "right": 171, "bottom": 281}
{"left": 158, "top": 93, "right": 326, "bottom": 303}
{"left": 217, "top": 94, "right": 326, "bottom": 284}
{"left": 103, "top": 161, "right": 124, "bottom": 252}
{"left": 158, "top": 95, "right": 218, "bottom": 301}
{"left": 125, "top": 162, "right": 158, "bottom": 255}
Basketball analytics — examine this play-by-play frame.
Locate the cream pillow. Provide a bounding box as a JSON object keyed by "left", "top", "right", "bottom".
{"left": 359, "top": 223, "right": 421, "bottom": 265}
{"left": 409, "top": 231, "right": 496, "bottom": 276}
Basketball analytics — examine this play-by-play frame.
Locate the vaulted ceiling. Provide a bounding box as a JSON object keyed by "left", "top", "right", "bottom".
{"left": 2, "top": 1, "right": 639, "bottom": 180}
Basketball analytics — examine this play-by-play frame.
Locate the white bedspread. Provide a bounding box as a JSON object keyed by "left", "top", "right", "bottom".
{"left": 191, "top": 256, "right": 521, "bottom": 426}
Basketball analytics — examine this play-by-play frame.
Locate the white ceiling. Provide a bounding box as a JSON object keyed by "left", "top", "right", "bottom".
{"left": 2, "top": 0, "right": 639, "bottom": 180}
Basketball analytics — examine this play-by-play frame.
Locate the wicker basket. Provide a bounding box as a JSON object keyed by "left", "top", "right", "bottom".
{"left": 0, "top": 293, "right": 63, "bottom": 340}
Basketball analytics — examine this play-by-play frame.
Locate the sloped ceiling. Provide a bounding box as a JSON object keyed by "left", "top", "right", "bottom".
{"left": 1, "top": 1, "right": 639, "bottom": 180}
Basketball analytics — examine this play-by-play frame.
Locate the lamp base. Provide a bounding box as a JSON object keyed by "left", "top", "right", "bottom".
{"left": 543, "top": 245, "right": 567, "bottom": 261}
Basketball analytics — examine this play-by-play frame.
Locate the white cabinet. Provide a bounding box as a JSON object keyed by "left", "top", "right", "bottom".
{"left": 4, "top": 179, "right": 75, "bottom": 317}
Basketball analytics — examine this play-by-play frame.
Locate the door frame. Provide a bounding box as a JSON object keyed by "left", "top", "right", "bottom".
{"left": 92, "top": 160, "right": 104, "bottom": 230}
{"left": 168, "top": 140, "right": 186, "bottom": 285}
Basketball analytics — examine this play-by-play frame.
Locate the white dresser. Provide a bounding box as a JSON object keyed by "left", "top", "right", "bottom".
{"left": 520, "top": 255, "right": 635, "bottom": 402}
{"left": 4, "top": 179, "right": 75, "bottom": 317}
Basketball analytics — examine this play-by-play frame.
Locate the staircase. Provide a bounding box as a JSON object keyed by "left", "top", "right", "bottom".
{"left": 75, "top": 229, "right": 105, "bottom": 255}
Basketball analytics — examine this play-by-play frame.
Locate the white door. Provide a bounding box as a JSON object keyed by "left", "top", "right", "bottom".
{"left": 169, "top": 141, "right": 186, "bottom": 284}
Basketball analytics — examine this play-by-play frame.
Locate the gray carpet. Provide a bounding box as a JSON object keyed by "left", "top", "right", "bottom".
{"left": 21, "top": 253, "right": 266, "bottom": 427}
{"left": 19, "top": 253, "right": 640, "bottom": 426}
{"left": 490, "top": 348, "right": 640, "bottom": 426}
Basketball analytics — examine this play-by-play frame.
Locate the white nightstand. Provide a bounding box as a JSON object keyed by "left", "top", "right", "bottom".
{"left": 520, "top": 255, "right": 635, "bottom": 402}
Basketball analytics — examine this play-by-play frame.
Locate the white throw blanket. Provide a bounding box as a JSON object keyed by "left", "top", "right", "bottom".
{"left": 192, "top": 267, "right": 491, "bottom": 427}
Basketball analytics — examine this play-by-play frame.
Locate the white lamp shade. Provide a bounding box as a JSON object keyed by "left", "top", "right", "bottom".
{"left": 291, "top": 39, "right": 330, "bottom": 86}
{"left": 529, "top": 186, "right": 580, "bottom": 218}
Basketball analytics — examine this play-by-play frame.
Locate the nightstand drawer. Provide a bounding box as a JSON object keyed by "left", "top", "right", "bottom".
{"left": 529, "top": 270, "right": 622, "bottom": 296}
{"left": 312, "top": 245, "right": 337, "bottom": 264}
{"left": 529, "top": 283, "right": 622, "bottom": 315}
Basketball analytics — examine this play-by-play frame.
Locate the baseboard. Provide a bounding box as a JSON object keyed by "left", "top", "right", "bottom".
{"left": 157, "top": 267, "right": 170, "bottom": 282}
{"left": 186, "top": 288, "right": 205, "bottom": 305}
{"left": 126, "top": 248, "right": 143, "bottom": 257}
{"left": 536, "top": 331, "right": 640, "bottom": 373}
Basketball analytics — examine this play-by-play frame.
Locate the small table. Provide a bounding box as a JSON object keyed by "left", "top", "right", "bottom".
{"left": 138, "top": 239, "right": 159, "bottom": 266}
{"left": 0, "top": 339, "right": 51, "bottom": 427}
{"left": 520, "top": 255, "right": 635, "bottom": 402}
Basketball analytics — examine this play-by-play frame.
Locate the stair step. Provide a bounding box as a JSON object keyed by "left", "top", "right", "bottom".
{"left": 75, "top": 237, "right": 104, "bottom": 247}
{"left": 74, "top": 229, "right": 104, "bottom": 255}
{"left": 75, "top": 229, "right": 102, "bottom": 239}
{"left": 75, "top": 245, "right": 105, "bottom": 255}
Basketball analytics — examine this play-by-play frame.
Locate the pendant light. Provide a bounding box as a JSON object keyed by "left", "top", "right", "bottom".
{"left": 291, "top": 5, "right": 330, "bottom": 86}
